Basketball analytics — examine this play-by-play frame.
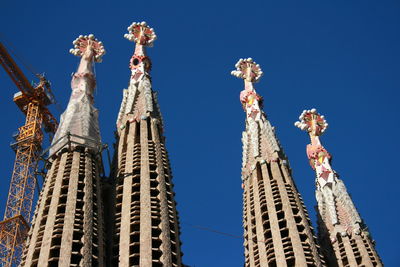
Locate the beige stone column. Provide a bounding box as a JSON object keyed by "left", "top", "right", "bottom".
{"left": 139, "top": 119, "right": 152, "bottom": 266}
{"left": 58, "top": 151, "right": 80, "bottom": 266}
{"left": 260, "top": 164, "right": 286, "bottom": 266}
{"left": 22, "top": 158, "right": 57, "bottom": 266}
{"left": 37, "top": 153, "right": 68, "bottom": 266}
{"left": 118, "top": 123, "right": 135, "bottom": 266}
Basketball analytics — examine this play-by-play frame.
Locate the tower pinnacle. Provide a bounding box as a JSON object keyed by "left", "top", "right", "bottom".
{"left": 116, "top": 22, "right": 161, "bottom": 130}
{"left": 21, "top": 35, "right": 107, "bottom": 267}
{"left": 233, "top": 59, "right": 324, "bottom": 266}
{"left": 294, "top": 109, "right": 332, "bottom": 190}
{"left": 295, "top": 109, "right": 382, "bottom": 266}
{"left": 124, "top": 21, "right": 156, "bottom": 78}
{"left": 108, "top": 22, "right": 183, "bottom": 266}
{"left": 50, "top": 34, "right": 105, "bottom": 155}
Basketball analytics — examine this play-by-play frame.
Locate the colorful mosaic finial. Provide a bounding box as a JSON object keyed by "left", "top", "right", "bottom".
{"left": 124, "top": 21, "right": 157, "bottom": 46}
{"left": 295, "top": 108, "right": 328, "bottom": 137}
{"left": 124, "top": 21, "right": 155, "bottom": 72}
{"left": 69, "top": 34, "right": 105, "bottom": 63}
{"left": 231, "top": 58, "right": 263, "bottom": 83}
{"left": 116, "top": 22, "right": 158, "bottom": 129}
{"left": 231, "top": 58, "right": 264, "bottom": 119}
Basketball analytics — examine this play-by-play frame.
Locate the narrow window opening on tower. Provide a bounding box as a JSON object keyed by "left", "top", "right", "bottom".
{"left": 172, "top": 254, "right": 178, "bottom": 264}
{"left": 60, "top": 187, "right": 68, "bottom": 195}
{"left": 151, "top": 188, "right": 160, "bottom": 197}
{"left": 130, "top": 223, "right": 140, "bottom": 232}
{"left": 256, "top": 163, "right": 263, "bottom": 181}
{"left": 150, "top": 171, "right": 158, "bottom": 180}
{"left": 147, "top": 118, "right": 153, "bottom": 140}
{"left": 129, "top": 256, "right": 140, "bottom": 266}
{"left": 62, "top": 178, "right": 69, "bottom": 186}
{"left": 286, "top": 258, "right": 295, "bottom": 266}
{"left": 130, "top": 233, "right": 139, "bottom": 243}
{"left": 266, "top": 163, "right": 274, "bottom": 181}
{"left": 131, "top": 193, "right": 140, "bottom": 202}
{"left": 279, "top": 219, "right": 287, "bottom": 229}
{"left": 157, "top": 123, "right": 163, "bottom": 138}
{"left": 135, "top": 122, "right": 140, "bottom": 143}
{"left": 278, "top": 162, "right": 287, "bottom": 184}
{"left": 70, "top": 253, "right": 81, "bottom": 265}
{"left": 292, "top": 207, "right": 300, "bottom": 215}
{"left": 150, "top": 163, "right": 157, "bottom": 171}
{"left": 49, "top": 248, "right": 60, "bottom": 260}
{"left": 297, "top": 224, "right": 305, "bottom": 233}
{"left": 57, "top": 205, "right": 66, "bottom": 214}
{"left": 275, "top": 203, "right": 283, "bottom": 211}
{"left": 277, "top": 210, "right": 285, "bottom": 220}
{"left": 130, "top": 244, "right": 140, "bottom": 254}
{"left": 299, "top": 233, "right": 308, "bottom": 242}
{"left": 152, "top": 239, "right": 162, "bottom": 248}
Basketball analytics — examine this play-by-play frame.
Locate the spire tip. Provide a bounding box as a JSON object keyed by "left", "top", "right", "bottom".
{"left": 125, "top": 21, "right": 156, "bottom": 46}
{"left": 231, "top": 58, "right": 263, "bottom": 83}
{"left": 70, "top": 34, "right": 105, "bottom": 63}
{"left": 295, "top": 109, "right": 328, "bottom": 136}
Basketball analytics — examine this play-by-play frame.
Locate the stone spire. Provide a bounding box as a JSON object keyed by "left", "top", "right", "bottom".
{"left": 50, "top": 34, "right": 105, "bottom": 155}
{"left": 108, "top": 22, "right": 183, "bottom": 266}
{"left": 232, "top": 59, "right": 325, "bottom": 267}
{"left": 20, "top": 35, "right": 106, "bottom": 267}
{"left": 295, "top": 109, "right": 383, "bottom": 267}
{"left": 116, "top": 21, "right": 160, "bottom": 130}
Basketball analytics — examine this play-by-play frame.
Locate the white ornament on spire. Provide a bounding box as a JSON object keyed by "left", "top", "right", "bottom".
{"left": 69, "top": 34, "right": 106, "bottom": 63}
{"left": 231, "top": 58, "right": 263, "bottom": 83}
{"left": 124, "top": 21, "right": 157, "bottom": 46}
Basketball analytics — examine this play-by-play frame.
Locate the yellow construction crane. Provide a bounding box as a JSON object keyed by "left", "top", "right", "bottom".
{"left": 0, "top": 41, "right": 58, "bottom": 266}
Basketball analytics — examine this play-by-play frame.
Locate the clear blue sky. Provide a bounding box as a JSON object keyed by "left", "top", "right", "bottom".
{"left": 1, "top": 1, "right": 399, "bottom": 266}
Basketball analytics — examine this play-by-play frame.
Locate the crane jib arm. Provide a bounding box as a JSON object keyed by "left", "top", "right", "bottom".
{"left": 0, "top": 42, "right": 33, "bottom": 97}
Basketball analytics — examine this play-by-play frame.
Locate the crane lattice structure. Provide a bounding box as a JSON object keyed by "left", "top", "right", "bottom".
{"left": 0, "top": 42, "right": 58, "bottom": 267}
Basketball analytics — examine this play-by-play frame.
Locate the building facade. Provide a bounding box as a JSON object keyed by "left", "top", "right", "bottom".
{"left": 20, "top": 35, "right": 106, "bottom": 267}
{"left": 231, "top": 58, "right": 325, "bottom": 267}
{"left": 295, "top": 109, "right": 382, "bottom": 267}
{"left": 107, "top": 22, "right": 183, "bottom": 266}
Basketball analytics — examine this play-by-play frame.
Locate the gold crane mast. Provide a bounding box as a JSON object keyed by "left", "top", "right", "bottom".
{"left": 0, "top": 41, "right": 58, "bottom": 266}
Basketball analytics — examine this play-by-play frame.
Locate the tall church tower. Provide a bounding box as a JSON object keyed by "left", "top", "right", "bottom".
{"left": 295, "top": 109, "right": 382, "bottom": 267}
{"left": 108, "top": 22, "right": 183, "bottom": 266}
{"left": 20, "top": 35, "right": 106, "bottom": 267}
{"left": 231, "top": 58, "right": 325, "bottom": 267}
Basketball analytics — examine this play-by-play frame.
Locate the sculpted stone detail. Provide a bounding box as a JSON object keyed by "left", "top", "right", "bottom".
{"left": 21, "top": 36, "right": 106, "bottom": 267}
{"left": 231, "top": 58, "right": 281, "bottom": 174}
{"left": 116, "top": 22, "right": 159, "bottom": 131}
{"left": 234, "top": 61, "right": 325, "bottom": 266}
{"left": 241, "top": 132, "right": 249, "bottom": 171}
{"left": 50, "top": 34, "right": 105, "bottom": 155}
{"left": 140, "top": 76, "right": 154, "bottom": 114}
{"left": 260, "top": 117, "right": 280, "bottom": 160}
{"left": 109, "top": 22, "right": 183, "bottom": 266}
{"left": 296, "top": 108, "right": 382, "bottom": 266}
{"left": 248, "top": 119, "right": 260, "bottom": 157}
{"left": 334, "top": 180, "right": 362, "bottom": 233}
{"left": 152, "top": 91, "right": 164, "bottom": 130}
{"left": 295, "top": 109, "right": 339, "bottom": 225}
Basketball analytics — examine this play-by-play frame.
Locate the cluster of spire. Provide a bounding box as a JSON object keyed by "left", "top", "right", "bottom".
{"left": 20, "top": 21, "right": 381, "bottom": 267}
{"left": 231, "top": 55, "right": 382, "bottom": 266}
